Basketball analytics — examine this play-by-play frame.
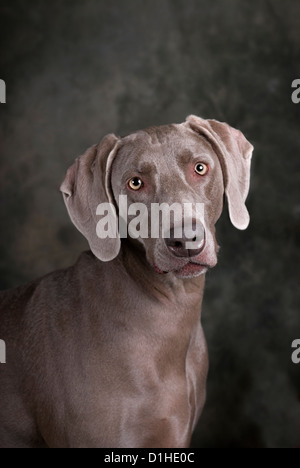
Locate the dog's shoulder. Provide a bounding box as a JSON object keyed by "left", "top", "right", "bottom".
{"left": 0, "top": 250, "right": 122, "bottom": 326}
{"left": 0, "top": 256, "right": 83, "bottom": 327}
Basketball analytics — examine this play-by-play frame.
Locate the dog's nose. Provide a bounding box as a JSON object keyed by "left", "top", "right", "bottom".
{"left": 165, "top": 220, "right": 205, "bottom": 258}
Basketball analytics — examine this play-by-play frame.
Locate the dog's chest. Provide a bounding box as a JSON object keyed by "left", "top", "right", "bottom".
{"left": 79, "top": 321, "right": 207, "bottom": 447}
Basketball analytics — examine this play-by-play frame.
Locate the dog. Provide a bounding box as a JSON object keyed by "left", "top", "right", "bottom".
{"left": 0, "top": 115, "right": 253, "bottom": 448}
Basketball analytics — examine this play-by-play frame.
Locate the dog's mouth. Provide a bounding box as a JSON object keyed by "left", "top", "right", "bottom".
{"left": 154, "top": 261, "right": 209, "bottom": 278}
{"left": 175, "top": 262, "right": 208, "bottom": 278}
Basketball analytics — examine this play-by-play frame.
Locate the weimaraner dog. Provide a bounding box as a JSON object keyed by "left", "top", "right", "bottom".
{"left": 0, "top": 115, "right": 253, "bottom": 448}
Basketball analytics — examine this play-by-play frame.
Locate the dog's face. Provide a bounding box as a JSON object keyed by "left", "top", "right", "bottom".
{"left": 111, "top": 125, "right": 224, "bottom": 279}
{"left": 60, "top": 115, "right": 253, "bottom": 279}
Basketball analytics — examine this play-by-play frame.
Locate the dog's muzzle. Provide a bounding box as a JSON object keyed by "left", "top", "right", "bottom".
{"left": 165, "top": 219, "right": 206, "bottom": 258}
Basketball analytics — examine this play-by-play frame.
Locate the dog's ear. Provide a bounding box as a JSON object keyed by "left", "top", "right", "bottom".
{"left": 186, "top": 115, "right": 253, "bottom": 230}
{"left": 60, "top": 134, "right": 121, "bottom": 261}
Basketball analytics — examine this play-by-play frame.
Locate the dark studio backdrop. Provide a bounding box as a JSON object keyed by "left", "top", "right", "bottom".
{"left": 0, "top": 0, "right": 300, "bottom": 448}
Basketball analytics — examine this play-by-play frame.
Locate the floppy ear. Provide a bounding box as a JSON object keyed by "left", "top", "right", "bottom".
{"left": 60, "top": 134, "right": 121, "bottom": 261}
{"left": 186, "top": 115, "right": 253, "bottom": 230}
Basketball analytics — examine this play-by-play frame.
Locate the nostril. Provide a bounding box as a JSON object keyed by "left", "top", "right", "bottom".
{"left": 166, "top": 239, "right": 183, "bottom": 249}
{"left": 165, "top": 220, "right": 206, "bottom": 258}
{"left": 165, "top": 237, "right": 186, "bottom": 257}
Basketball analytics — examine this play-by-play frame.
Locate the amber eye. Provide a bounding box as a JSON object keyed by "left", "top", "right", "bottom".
{"left": 195, "top": 162, "right": 209, "bottom": 176}
{"left": 128, "top": 177, "right": 143, "bottom": 191}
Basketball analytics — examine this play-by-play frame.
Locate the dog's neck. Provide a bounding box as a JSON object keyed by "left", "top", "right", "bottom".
{"left": 119, "top": 238, "right": 205, "bottom": 310}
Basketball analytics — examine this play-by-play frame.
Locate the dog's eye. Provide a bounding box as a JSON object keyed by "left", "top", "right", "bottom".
{"left": 195, "top": 163, "right": 209, "bottom": 176}
{"left": 128, "top": 177, "right": 143, "bottom": 191}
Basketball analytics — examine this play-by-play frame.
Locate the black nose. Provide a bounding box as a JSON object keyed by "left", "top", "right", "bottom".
{"left": 165, "top": 220, "right": 206, "bottom": 258}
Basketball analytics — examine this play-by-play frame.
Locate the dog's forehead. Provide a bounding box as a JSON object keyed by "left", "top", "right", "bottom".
{"left": 118, "top": 123, "right": 215, "bottom": 170}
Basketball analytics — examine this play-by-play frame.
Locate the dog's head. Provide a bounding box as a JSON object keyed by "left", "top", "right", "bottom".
{"left": 61, "top": 115, "right": 253, "bottom": 279}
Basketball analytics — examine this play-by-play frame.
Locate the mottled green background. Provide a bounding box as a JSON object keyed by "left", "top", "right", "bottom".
{"left": 0, "top": 0, "right": 300, "bottom": 448}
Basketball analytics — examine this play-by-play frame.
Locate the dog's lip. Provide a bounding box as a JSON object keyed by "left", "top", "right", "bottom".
{"left": 175, "top": 262, "right": 209, "bottom": 276}
{"left": 153, "top": 264, "right": 168, "bottom": 275}
{"left": 154, "top": 261, "right": 210, "bottom": 275}
{"left": 183, "top": 261, "right": 210, "bottom": 269}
